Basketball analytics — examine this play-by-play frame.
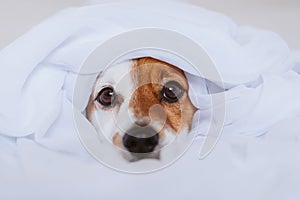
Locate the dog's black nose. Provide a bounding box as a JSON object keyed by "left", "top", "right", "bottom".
{"left": 123, "top": 128, "right": 159, "bottom": 153}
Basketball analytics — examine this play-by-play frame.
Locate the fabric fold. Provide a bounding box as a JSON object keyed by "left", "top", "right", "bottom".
{"left": 0, "top": 0, "right": 299, "bottom": 156}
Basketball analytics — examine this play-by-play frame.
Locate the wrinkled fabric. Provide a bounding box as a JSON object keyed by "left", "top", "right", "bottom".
{"left": 0, "top": 1, "right": 300, "bottom": 199}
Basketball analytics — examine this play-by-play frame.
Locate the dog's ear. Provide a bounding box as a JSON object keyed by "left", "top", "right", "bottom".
{"left": 85, "top": 71, "right": 104, "bottom": 121}
{"left": 86, "top": 92, "right": 96, "bottom": 121}
{"left": 96, "top": 71, "right": 104, "bottom": 80}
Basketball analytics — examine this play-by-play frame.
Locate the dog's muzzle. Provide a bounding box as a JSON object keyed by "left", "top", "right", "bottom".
{"left": 122, "top": 127, "right": 159, "bottom": 153}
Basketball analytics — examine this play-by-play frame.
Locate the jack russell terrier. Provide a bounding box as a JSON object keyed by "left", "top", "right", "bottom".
{"left": 86, "top": 57, "right": 197, "bottom": 162}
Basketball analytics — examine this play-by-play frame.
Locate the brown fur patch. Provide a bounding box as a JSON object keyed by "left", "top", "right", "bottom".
{"left": 86, "top": 92, "right": 96, "bottom": 121}
{"left": 112, "top": 132, "right": 122, "bottom": 147}
{"left": 129, "top": 57, "right": 197, "bottom": 134}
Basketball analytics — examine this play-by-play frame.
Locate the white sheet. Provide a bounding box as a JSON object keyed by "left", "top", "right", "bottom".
{"left": 0, "top": 0, "right": 300, "bottom": 199}
{"left": 1, "top": 118, "right": 300, "bottom": 199}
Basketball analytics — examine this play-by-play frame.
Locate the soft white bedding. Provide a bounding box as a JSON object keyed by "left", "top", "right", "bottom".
{"left": 1, "top": 117, "right": 300, "bottom": 200}
{"left": 0, "top": 0, "right": 300, "bottom": 199}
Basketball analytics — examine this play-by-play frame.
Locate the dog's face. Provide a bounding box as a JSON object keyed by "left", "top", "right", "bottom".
{"left": 86, "top": 57, "right": 197, "bottom": 162}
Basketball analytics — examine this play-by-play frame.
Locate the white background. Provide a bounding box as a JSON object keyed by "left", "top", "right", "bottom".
{"left": 0, "top": 0, "right": 299, "bottom": 49}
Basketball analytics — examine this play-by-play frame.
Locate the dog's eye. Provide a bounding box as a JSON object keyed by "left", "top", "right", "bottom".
{"left": 161, "top": 81, "right": 184, "bottom": 103}
{"left": 96, "top": 87, "right": 116, "bottom": 107}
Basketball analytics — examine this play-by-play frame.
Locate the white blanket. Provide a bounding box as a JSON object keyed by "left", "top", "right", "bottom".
{"left": 0, "top": 0, "right": 300, "bottom": 199}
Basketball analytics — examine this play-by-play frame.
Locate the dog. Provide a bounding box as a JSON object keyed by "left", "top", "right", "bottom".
{"left": 86, "top": 57, "right": 197, "bottom": 162}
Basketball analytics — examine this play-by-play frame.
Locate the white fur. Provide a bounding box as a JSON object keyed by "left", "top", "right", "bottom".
{"left": 89, "top": 60, "right": 189, "bottom": 161}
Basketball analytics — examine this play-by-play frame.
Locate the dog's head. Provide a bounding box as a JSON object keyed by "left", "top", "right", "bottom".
{"left": 86, "top": 57, "right": 197, "bottom": 162}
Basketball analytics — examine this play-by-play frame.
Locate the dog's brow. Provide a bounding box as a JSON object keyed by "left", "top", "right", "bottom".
{"left": 161, "top": 72, "right": 188, "bottom": 90}
{"left": 160, "top": 70, "right": 169, "bottom": 79}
